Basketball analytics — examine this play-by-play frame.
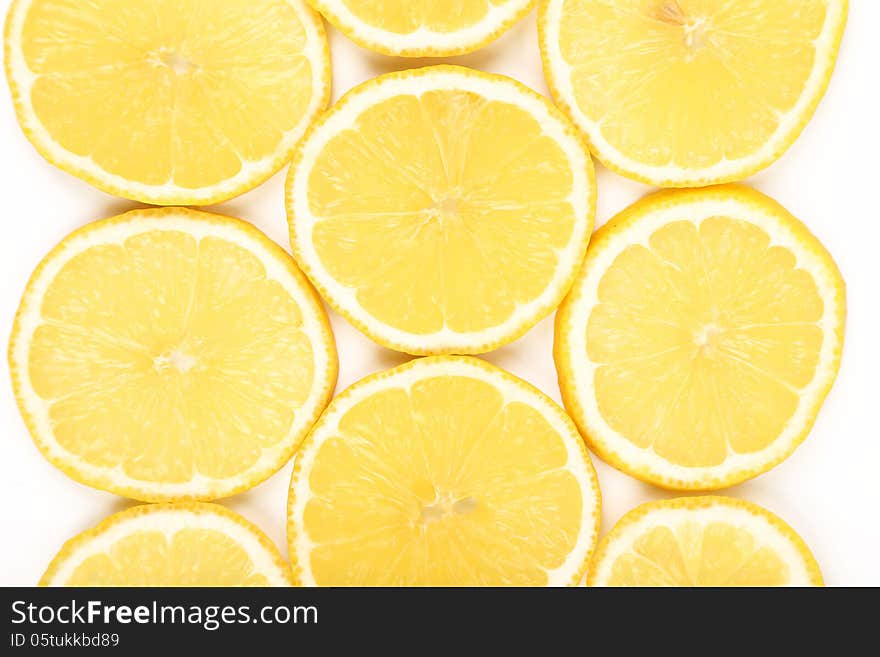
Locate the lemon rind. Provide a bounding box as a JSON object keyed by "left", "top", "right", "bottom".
{"left": 587, "top": 496, "right": 824, "bottom": 587}
{"left": 554, "top": 185, "right": 846, "bottom": 490}
{"left": 287, "top": 65, "right": 596, "bottom": 356}
{"left": 40, "top": 502, "right": 295, "bottom": 586}
{"left": 9, "top": 207, "right": 338, "bottom": 502}
{"left": 287, "top": 355, "right": 601, "bottom": 587}
{"left": 308, "top": 0, "right": 537, "bottom": 57}
{"left": 538, "top": 0, "right": 849, "bottom": 187}
{"left": 4, "top": 0, "right": 331, "bottom": 205}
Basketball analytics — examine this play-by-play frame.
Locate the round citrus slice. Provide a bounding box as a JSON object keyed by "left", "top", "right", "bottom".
{"left": 4, "top": 0, "right": 330, "bottom": 205}
{"left": 539, "top": 0, "right": 848, "bottom": 186}
{"left": 588, "top": 497, "right": 823, "bottom": 587}
{"left": 288, "top": 356, "right": 601, "bottom": 586}
{"left": 10, "top": 207, "right": 337, "bottom": 502}
{"left": 555, "top": 185, "right": 845, "bottom": 490}
{"left": 308, "top": 0, "right": 537, "bottom": 57}
{"left": 41, "top": 503, "right": 294, "bottom": 586}
{"left": 287, "top": 65, "right": 595, "bottom": 355}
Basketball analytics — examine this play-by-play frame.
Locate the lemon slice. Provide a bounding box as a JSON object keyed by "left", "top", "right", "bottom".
{"left": 588, "top": 497, "right": 823, "bottom": 586}
{"left": 4, "top": 0, "right": 330, "bottom": 205}
{"left": 10, "top": 208, "right": 337, "bottom": 501}
{"left": 41, "top": 503, "right": 293, "bottom": 586}
{"left": 287, "top": 356, "right": 600, "bottom": 586}
{"left": 555, "top": 186, "right": 845, "bottom": 490}
{"left": 539, "top": 0, "right": 848, "bottom": 186}
{"left": 288, "top": 66, "right": 595, "bottom": 355}
{"left": 308, "top": 0, "right": 537, "bottom": 56}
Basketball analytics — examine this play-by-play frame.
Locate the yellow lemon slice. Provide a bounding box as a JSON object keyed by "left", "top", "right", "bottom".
{"left": 588, "top": 497, "right": 823, "bottom": 586}
{"left": 555, "top": 186, "right": 845, "bottom": 490}
{"left": 539, "top": 0, "right": 848, "bottom": 186}
{"left": 41, "top": 503, "right": 293, "bottom": 586}
{"left": 4, "top": 0, "right": 330, "bottom": 205}
{"left": 288, "top": 356, "right": 601, "bottom": 586}
{"left": 10, "top": 208, "right": 337, "bottom": 501}
{"left": 308, "top": 0, "right": 537, "bottom": 57}
{"left": 288, "top": 66, "right": 595, "bottom": 355}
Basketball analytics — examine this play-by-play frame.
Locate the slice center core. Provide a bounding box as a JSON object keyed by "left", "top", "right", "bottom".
{"left": 154, "top": 348, "right": 198, "bottom": 374}
{"left": 655, "top": 1, "right": 710, "bottom": 56}
{"left": 157, "top": 50, "right": 195, "bottom": 75}
{"left": 693, "top": 323, "right": 722, "bottom": 354}
{"left": 430, "top": 195, "right": 462, "bottom": 221}
{"left": 419, "top": 494, "right": 478, "bottom": 524}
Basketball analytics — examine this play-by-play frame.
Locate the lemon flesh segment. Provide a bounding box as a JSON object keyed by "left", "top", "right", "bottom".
{"left": 288, "top": 356, "right": 601, "bottom": 586}
{"left": 10, "top": 208, "right": 337, "bottom": 501}
{"left": 308, "top": 0, "right": 537, "bottom": 56}
{"left": 588, "top": 497, "right": 823, "bottom": 587}
{"left": 555, "top": 186, "right": 845, "bottom": 490}
{"left": 288, "top": 66, "right": 595, "bottom": 355}
{"left": 41, "top": 503, "right": 294, "bottom": 586}
{"left": 5, "top": 0, "right": 329, "bottom": 204}
{"left": 539, "top": 0, "right": 848, "bottom": 186}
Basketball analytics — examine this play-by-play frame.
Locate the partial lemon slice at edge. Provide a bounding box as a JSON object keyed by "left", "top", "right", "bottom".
{"left": 539, "top": 0, "right": 848, "bottom": 186}
{"left": 41, "top": 503, "right": 294, "bottom": 586}
{"left": 588, "top": 496, "right": 823, "bottom": 587}
{"left": 308, "top": 0, "right": 537, "bottom": 57}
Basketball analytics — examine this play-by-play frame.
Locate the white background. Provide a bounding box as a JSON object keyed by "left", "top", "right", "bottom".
{"left": 1, "top": 2, "right": 878, "bottom": 586}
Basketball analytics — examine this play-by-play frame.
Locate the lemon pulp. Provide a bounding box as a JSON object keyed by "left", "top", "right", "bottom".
{"left": 608, "top": 520, "right": 790, "bottom": 586}
{"left": 311, "top": 91, "right": 575, "bottom": 334}
{"left": 66, "top": 529, "right": 273, "bottom": 586}
{"left": 589, "top": 216, "right": 823, "bottom": 467}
